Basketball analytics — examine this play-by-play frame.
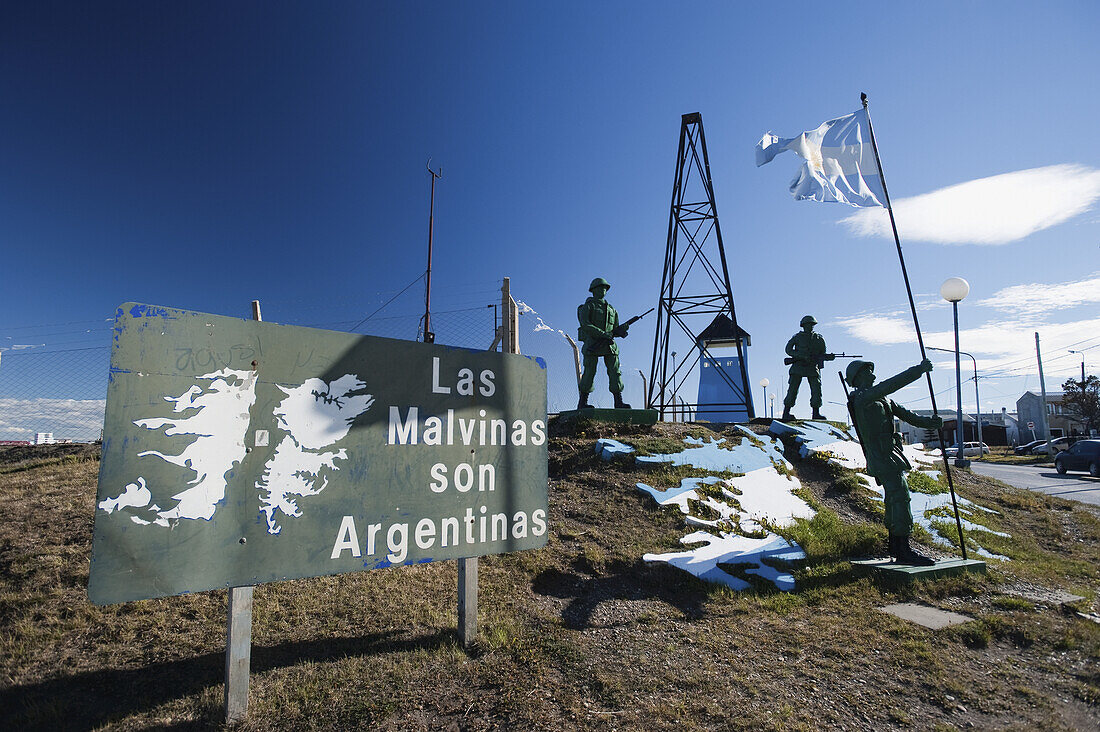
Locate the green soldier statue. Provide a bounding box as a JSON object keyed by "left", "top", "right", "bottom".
{"left": 577, "top": 277, "right": 630, "bottom": 410}
{"left": 782, "top": 315, "right": 830, "bottom": 421}
{"left": 846, "top": 358, "right": 944, "bottom": 566}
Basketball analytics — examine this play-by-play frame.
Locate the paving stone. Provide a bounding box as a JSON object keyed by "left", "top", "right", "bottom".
{"left": 879, "top": 602, "right": 973, "bottom": 629}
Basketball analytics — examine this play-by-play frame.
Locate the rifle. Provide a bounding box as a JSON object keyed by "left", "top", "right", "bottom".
{"left": 784, "top": 352, "right": 862, "bottom": 369}
{"left": 839, "top": 371, "right": 865, "bottom": 447}
{"left": 612, "top": 307, "right": 654, "bottom": 337}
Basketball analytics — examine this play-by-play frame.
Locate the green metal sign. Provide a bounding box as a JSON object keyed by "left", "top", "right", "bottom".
{"left": 89, "top": 304, "right": 548, "bottom": 605}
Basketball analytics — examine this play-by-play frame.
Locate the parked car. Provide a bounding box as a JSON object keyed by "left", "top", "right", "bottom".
{"left": 1014, "top": 439, "right": 1047, "bottom": 455}
{"left": 943, "top": 442, "right": 991, "bottom": 458}
{"left": 1030, "top": 436, "right": 1073, "bottom": 455}
{"left": 1054, "top": 439, "right": 1100, "bottom": 477}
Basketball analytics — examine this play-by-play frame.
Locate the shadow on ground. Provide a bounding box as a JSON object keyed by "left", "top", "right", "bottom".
{"left": 531, "top": 560, "right": 708, "bottom": 629}
{"left": 1, "top": 628, "right": 457, "bottom": 730}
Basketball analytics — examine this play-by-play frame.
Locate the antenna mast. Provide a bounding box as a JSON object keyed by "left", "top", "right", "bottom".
{"left": 423, "top": 159, "right": 443, "bottom": 343}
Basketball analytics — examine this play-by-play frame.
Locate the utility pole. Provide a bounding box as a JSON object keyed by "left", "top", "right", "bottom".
{"left": 1036, "top": 332, "right": 1052, "bottom": 454}
{"left": 423, "top": 159, "right": 442, "bottom": 343}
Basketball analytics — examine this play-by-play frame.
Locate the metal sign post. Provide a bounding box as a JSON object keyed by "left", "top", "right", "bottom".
{"left": 225, "top": 299, "right": 262, "bottom": 723}
{"left": 225, "top": 583, "right": 253, "bottom": 722}
{"left": 457, "top": 278, "right": 521, "bottom": 646}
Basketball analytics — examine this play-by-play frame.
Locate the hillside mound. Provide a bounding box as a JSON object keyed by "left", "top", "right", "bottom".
{"left": 1, "top": 425, "right": 1098, "bottom": 730}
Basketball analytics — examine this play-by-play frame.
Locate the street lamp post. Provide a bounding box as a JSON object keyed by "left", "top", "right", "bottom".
{"left": 1069, "top": 350, "right": 1086, "bottom": 385}
{"left": 770, "top": 393, "right": 775, "bottom": 420}
{"left": 928, "top": 346, "right": 982, "bottom": 455}
{"left": 941, "top": 277, "right": 971, "bottom": 468}
{"left": 670, "top": 352, "right": 678, "bottom": 422}
{"left": 759, "top": 378, "right": 769, "bottom": 418}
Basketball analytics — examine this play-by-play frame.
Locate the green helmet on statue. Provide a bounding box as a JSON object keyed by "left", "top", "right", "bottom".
{"left": 589, "top": 277, "right": 611, "bottom": 293}
{"left": 846, "top": 359, "right": 873, "bottom": 386}
{"left": 800, "top": 315, "right": 818, "bottom": 327}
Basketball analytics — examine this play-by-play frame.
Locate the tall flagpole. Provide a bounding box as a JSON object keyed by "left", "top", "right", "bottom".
{"left": 861, "top": 93, "right": 968, "bottom": 561}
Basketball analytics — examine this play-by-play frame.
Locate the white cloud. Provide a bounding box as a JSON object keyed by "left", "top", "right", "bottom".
{"left": 842, "top": 164, "right": 1100, "bottom": 245}
{"left": 976, "top": 272, "right": 1100, "bottom": 316}
{"left": 0, "top": 398, "right": 105, "bottom": 440}
{"left": 832, "top": 314, "right": 916, "bottom": 345}
{"left": 834, "top": 313, "right": 1100, "bottom": 378}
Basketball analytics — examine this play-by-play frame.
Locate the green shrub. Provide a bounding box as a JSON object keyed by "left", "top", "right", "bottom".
{"left": 951, "top": 622, "right": 991, "bottom": 648}
{"left": 831, "top": 474, "right": 866, "bottom": 494}
{"left": 805, "top": 450, "right": 848, "bottom": 479}
{"left": 906, "top": 470, "right": 945, "bottom": 495}
{"left": 991, "top": 595, "right": 1034, "bottom": 612}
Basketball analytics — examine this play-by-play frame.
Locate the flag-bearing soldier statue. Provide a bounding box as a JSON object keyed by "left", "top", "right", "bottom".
{"left": 782, "top": 315, "right": 830, "bottom": 421}
{"left": 577, "top": 277, "right": 630, "bottom": 410}
{"left": 846, "top": 358, "right": 944, "bottom": 565}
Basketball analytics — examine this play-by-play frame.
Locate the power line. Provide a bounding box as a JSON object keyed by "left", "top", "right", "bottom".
{"left": 305, "top": 305, "right": 493, "bottom": 332}
{"left": 0, "top": 318, "right": 111, "bottom": 332}
{"left": 981, "top": 333, "right": 1100, "bottom": 373}
{"left": 347, "top": 273, "right": 426, "bottom": 333}
{"left": 0, "top": 346, "right": 109, "bottom": 356}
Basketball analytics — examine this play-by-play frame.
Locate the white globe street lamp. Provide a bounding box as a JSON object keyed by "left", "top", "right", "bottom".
{"left": 940, "top": 277, "right": 970, "bottom": 304}
{"left": 941, "top": 277, "right": 970, "bottom": 467}
{"left": 759, "top": 377, "right": 769, "bottom": 417}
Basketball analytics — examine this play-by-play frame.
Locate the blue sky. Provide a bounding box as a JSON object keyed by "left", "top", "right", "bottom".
{"left": 2, "top": 1, "right": 1098, "bottom": 428}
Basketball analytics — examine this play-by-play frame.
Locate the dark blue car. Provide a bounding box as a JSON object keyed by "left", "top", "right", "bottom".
{"left": 1054, "top": 439, "right": 1100, "bottom": 478}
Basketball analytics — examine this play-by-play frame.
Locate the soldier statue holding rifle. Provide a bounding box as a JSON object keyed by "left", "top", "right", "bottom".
{"left": 576, "top": 278, "right": 651, "bottom": 410}
{"left": 781, "top": 315, "right": 858, "bottom": 421}
{"left": 782, "top": 315, "right": 828, "bottom": 420}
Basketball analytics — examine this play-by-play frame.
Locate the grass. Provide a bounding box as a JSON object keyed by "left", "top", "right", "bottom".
{"left": 776, "top": 508, "right": 886, "bottom": 564}
{"left": 1, "top": 432, "right": 1099, "bottom": 730}
{"left": 906, "top": 469, "right": 946, "bottom": 495}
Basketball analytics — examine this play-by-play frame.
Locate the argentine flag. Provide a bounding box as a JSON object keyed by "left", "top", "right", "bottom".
{"left": 756, "top": 108, "right": 886, "bottom": 208}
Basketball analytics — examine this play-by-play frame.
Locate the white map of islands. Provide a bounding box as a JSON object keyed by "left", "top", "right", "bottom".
{"left": 98, "top": 369, "right": 373, "bottom": 533}
{"left": 258, "top": 375, "right": 374, "bottom": 534}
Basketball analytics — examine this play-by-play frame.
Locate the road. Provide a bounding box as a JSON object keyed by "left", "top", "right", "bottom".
{"left": 971, "top": 462, "right": 1100, "bottom": 507}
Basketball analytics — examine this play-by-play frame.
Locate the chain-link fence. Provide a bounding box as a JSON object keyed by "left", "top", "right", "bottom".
{"left": 513, "top": 302, "right": 581, "bottom": 414}
{"left": 0, "top": 347, "right": 110, "bottom": 443}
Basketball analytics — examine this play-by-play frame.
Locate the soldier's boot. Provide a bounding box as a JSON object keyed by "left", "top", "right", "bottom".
{"left": 781, "top": 406, "right": 793, "bottom": 421}
{"left": 890, "top": 535, "right": 936, "bottom": 566}
{"left": 812, "top": 408, "right": 824, "bottom": 420}
{"left": 612, "top": 392, "right": 631, "bottom": 410}
{"left": 577, "top": 393, "right": 592, "bottom": 410}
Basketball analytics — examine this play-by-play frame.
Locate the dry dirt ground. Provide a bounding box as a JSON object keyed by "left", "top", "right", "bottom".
{"left": 1, "top": 424, "right": 1098, "bottom": 731}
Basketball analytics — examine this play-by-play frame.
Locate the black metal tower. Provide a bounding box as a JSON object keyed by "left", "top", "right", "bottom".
{"left": 647, "top": 112, "right": 754, "bottom": 421}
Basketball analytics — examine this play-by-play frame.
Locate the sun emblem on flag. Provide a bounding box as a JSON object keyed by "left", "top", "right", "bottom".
{"left": 807, "top": 142, "right": 824, "bottom": 173}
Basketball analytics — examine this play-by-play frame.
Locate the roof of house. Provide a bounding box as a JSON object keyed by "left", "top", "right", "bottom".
{"left": 1020, "top": 390, "right": 1066, "bottom": 401}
